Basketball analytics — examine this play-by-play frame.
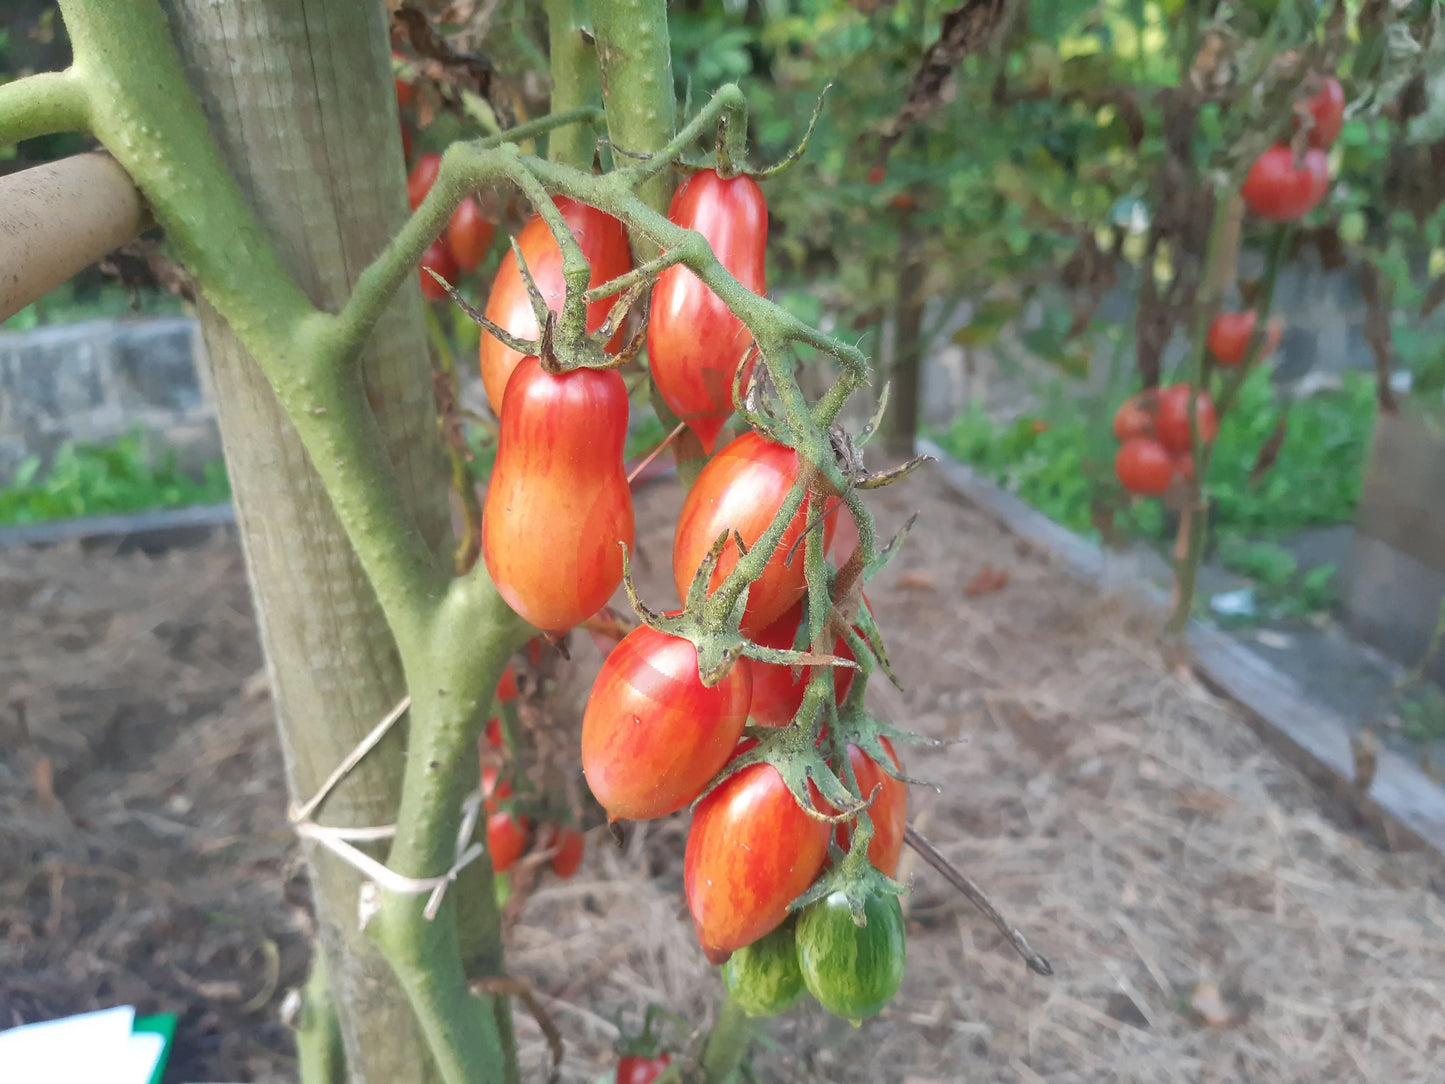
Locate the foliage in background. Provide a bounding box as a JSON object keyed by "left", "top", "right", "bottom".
{"left": 0, "top": 432, "right": 229, "bottom": 525}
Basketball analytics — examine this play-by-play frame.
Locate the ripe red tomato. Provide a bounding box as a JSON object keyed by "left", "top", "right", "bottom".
{"left": 487, "top": 810, "right": 529, "bottom": 873}
{"left": 407, "top": 152, "right": 441, "bottom": 211}
{"left": 685, "top": 748, "right": 831, "bottom": 964}
{"left": 478, "top": 199, "right": 632, "bottom": 413}
{"left": 834, "top": 740, "right": 906, "bottom": 877}
{"left": 1241, "top": 144, "right": 1330, "bottom": 223}
{"left": 747, "top": 604, "right": 855, "bottom": 727}
{"left": 672, "top": 432, "right": 836, "bottom": 635}
{"left": 496, "top": 665, "right": 518, "bottom": 703}
{"left": 393, "top": 54, "right": 415, "bottom": 107}
{"left": 616, "top": 1054, "right": 671, "bottom": 1084}
{"left": 481, "top": 765, "right": 512, "bottom": 814}
{"left": 1207, "top": 310, "right": 1281, "bottom": 367}
{"left": 647, "top": 170, "right": 767, "bottom": 454}
{"left": 481, "top": 357, "right": 634, "bottom": 633}
{"left": 484, "top": 716, "right": 502, "bottom": 747}
{"left": 543, "top": 825, "right": 585, "bottom": 878}
{"left": 1112, "top": 390, "right": 1159, "bottom": 443}
{"left": 399, "top": 120, "right": 413, "bottom": 163}
{"left": 582, "top": 625, "right": 752, "bottom": 820}
{"left": 1114, "top": 437, "right": 1176, "bottom": 496}
{"left": 448, "top": 196, "right": 494, "bottom": 272}
{"left": 1155, "top": 384, "right": 1218, "bottom": 453}
{"left": 419, "top": 237, "right": 458, "bottom": 303}
{"left": 1303, "top": 75, "right": 1345, "bottom": 149}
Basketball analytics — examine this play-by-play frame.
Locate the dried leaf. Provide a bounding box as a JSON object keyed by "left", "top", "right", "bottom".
{"left": 894, "top": 570, "right": 937, "bottom": 592}
{"left": 1188, "top": 980, "right": 1233, "bottom": 1028}
{"left": 963, "top": 565, "right": 1010, "bottom": 597}
{"left": 881, "top": 0, "right": 1009, "bottom": 148}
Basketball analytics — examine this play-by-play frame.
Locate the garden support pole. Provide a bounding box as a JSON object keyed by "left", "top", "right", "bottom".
{"left": 152, "top": 2, "right": 452, "bottom": 1078}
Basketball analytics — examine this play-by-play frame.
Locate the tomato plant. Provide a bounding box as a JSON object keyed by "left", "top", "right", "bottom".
{"left": 1241, "top": 144, "right": 1331, "bottom": 223}
{"left": 746, "top": 603, "right": 853, "bottom": 726}
{"left": 1207, "top": 310, "right": 1281, "bottom": 367}
{"left": 1155, "top": 385, "right": 1218, "bottom": 454}
{"left": 795, "top": 891, "right": 906, "bottom": 1022}
{"left": 1112, "top": 390, "right": 1159, "bottom": 443}
{"left": 835, "top": 740, "right": 906, "bottom": 878}
{"left": 543, "top": 825, "right": 585, "bottom": 878}
{"left": 481, "top": 356, "right": 634, "bottom": 633}
{"left": 648, "top": 169, "right": 768, "bottom": 453}
{"left": 581, "top": 625, "right": 752, "bottom": 820}
{"left": 447, "top": 196, "right": 494, "bottom": 272}
{"left": 1303, "top": 75, "right": 1345, "bottom": 149}
{"left": 486, "top": 811, "right": 529, "bottom": 874}
{"left": 616, "top": 1054, "right": 671, "bottom": 1084}
{"left": 1114, "top": 437, "right": 1177, "bottom": 497}
{"left": 684, "top": 751, "right": 831, "bottom": 965}
{"left": 721, "top": 917, "right": 805, "bottom": 1018}
{"left": 477, "top": 199, "right": 632, "bottom": 412}
{"left": 418, "top": 237, "right": 458, "bottom": 302}
{"left": 406, "top": 151, "right": 442, "bottom": 211}
{"left": 672, "top": 432, "right": 836, "bottom": 634}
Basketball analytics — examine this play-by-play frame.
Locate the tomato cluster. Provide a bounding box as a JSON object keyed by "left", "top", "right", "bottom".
{"left": 1111, "top": 385, "right": 1216, "bottom": 496}
{"left": 1241, "top": 75, "right": 1344, "bottom": 223}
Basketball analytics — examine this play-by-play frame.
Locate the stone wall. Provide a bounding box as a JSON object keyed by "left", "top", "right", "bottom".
{"left": 0, "top": 318, "right": 220, "bottom": 482}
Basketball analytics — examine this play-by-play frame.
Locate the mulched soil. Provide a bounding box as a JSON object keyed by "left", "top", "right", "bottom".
{"left": 4, "top": 471, "right": 1444, "bottom": 1083}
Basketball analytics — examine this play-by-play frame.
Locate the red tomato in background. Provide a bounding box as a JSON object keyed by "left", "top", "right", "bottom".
{"left": 685, "top": 747, "right": 831, "bottom": 964}
{"left": 672, "top": 432, "right": 836, "bottom": 635}
{"left": 393, "top": 53, "right": 414, "bottom": 107}
{"left": 478, "top": 199, "right": 632, "bottom": 413}
{"left": 481, "top": 765, "right": 512, "bottom": 814}
{"left": 448, "top": 196, "right": 495, "bottom": 272}
{"left": 482, "top": 357, "right": 634, "bottom": 633}
{"left": 582, "top": 625, "right": 752, "bottom": 820}
{"left": 747, "top": 604, "right": 855, "bottom": 727}
{"left": 407, "top": 152, "right": 441, "bottom": 210}
{"left": 616, "top": 1054, "right": 671, "bottom": 1084}
{"left": 834, "top": 740, "right": 907, "bottom": 877}
{"left": 1155, "top": 384, "right": 1218, "bottom": 453}
{"left": 487, "top": 811, "right": 529, "bottom": 873}
{"left": 866, "top": 165, "right": 886, "bottom": 185}
{"left": 1241, "top": 144, "right": 1330, "bottom": 222}
{"left": 1112, "top": 390, "right": 1158, "bottom": 442}
{"left": 484, "top": 716, "right": 502, "bottom": 747}
{"left": 419, "top": 237, "right": 458, "bottom": 302}
{"left": 1115, "top": 437, "right": 1177, "bottom": 496}
{"left": 399, "top": 121, "right": 413, "bottom": 163}
{"left": 1207, "top": 310, "right": 1282, "bottom": 367}
{"left": 543, "top": 825, "right": 586, "bottom": 878}
{"left": 647, "top": 170, "right": 768, "bottom": 454}
{"left": 1303, "top": 75, "right": 1345, "bottom": 149}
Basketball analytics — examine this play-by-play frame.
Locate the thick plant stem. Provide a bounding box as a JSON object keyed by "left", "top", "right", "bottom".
{"left": 590, "top": 0, "right": 677, "bottom": 250}
{"left": 884, "top": 233, "right": 926, "bottom": 458}
{"left": 546, "top": 0, "right": 602, "bottom": 169}
{"left": 294, "top": 955, "right": 346, "bottom": 1084}
{"left": 0, "top": 69, "right": 89, "bottom": 144}
{"left": 700, "top": 994, "right": 755, "bottom": 1083}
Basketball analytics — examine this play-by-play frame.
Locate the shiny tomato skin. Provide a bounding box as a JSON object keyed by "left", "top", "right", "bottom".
{"left": 616, "top": 1054, "right": 671, "bottom": 1084}
{"left": 1115, "top": 437, "right": 1176, "bottom": 496}
{"left": 544, "top": 825, "right": 586, "bottom": 878}
{"left": 684, "top": 751, "right": 831, "bottom": 964}
{"left": 1241, "top": 144, "right": 1330, "bottom": 223}
{"left": 1155, "top": 384, "right": 1218, "bottom": 453}
{"left": 407, "top": 152, "right": 441, "bottom": 210}
{"left": 447, "top": 197, "right": 495, "bottom": 272}
{"left": 1207, "top": 310, "right": 1281, "bottom": 367}
{"left": 419, "top": 237, "right": 458, "bottom": 302}
{"left": 478, "top": 199, "right": 632, "bottom": 413}
{"left": 487, "top": 811, "right": 529, "bottom": 873}
{"left": 482, "top": 357, "right": 634, "bottom": 633}
{"left": 672, "top": 432, "right": 836, "bottom": 635}
{"left": 748, "top": 604, "right": 855, "bottom": 727}
{"left": 1112, "top": 390, "right": 1158, "bottom": 442}
{"left": 1304, "top": 75, "right": 1345, "bottom": 149}
{"left": 835, "top": 740, "right": 907, "bottom": 877}
{"left": 648, "top": 170, "right": 768, "bottom": 454}
{"left": 582, "top": 625, "right": 752, "bottom": 820}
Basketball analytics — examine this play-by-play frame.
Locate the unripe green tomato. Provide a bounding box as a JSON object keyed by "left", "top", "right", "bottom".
{"left": 722, "top": 918, "right": 806, "bottom": 1017}
{"left": 795, "top": 892, "right": 906, "bottom": 1023}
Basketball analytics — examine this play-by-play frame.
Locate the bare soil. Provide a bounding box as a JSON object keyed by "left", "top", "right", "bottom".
{"left": 4, "top": 472, "right": 1444, "bottom": 1083}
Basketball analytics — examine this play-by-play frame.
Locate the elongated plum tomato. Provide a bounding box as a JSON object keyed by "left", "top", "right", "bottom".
{"left": 487, "top": 810, "right": 529, "bottom": 873}
{"left": 684, "top": 745, "right": 831, "bottom": 964}
{"left": 1112, "top": 389, "right": 1158, "bottom": 442}
{"left": 647, "top": 170, "right": 768, "bottom": 454}
{"left": 1302, "top": 75, "right": 1345, "bottom": 149}
{"left": 1241, "top": 144, "right": 1330, "bottom": 223}
{"left": 543, "top": 825, "right": 585, "bottom": 878}
{"left": 419, "top": 237, "right": 458, "bottom": 303}
{"left": 1207, "top": 310, "right": 1281, "bottom": 367}
{"left": 482, "top": 357, "right": 634, "bottom": 633}
{"left": 478, "top": 199, "right": 631, "bottom": 413}
{"left": 582, "top": 625, "right": 751, "bottom": 820}
{"left": 748, "top": 603, "right": 855, "bottom": 727}
{"left": 796, "top": 891, "right": 906, "bottom": 1022}
{"left": 835, "top": 740, "right": 907, "bottom": 877}
{"left": 447, "top": 196, "right": 494, "bottom": 273}
{"left": 406, "top": 152, "right": 441, "bottom": 210}
{"left": 1155, "top": 383, "right": 1218, "bottom": 454}
{"left": 672, "top": 432, "right": 836, "bottom": 635}
{"left": 1115, "top": 437, "right": 1176, "bottom": 497}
